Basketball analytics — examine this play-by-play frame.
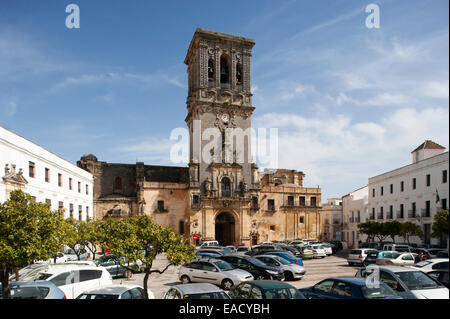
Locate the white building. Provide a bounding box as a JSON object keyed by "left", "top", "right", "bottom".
{"left": 0, "top": 125, "right": 93, "bottom": 220}
{"left": 367, "top": 140, "right": 448, "bottom": 247}
{"left": 342, "top": 186, "right": 369, "bottom": 249}
{"left": 321, "top": 198, "right": 343, "bottom": 241}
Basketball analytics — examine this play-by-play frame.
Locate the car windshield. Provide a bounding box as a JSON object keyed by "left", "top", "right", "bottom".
{"left": 237, "top": 247, "right": 249, "bottom": 252}
{"left": 282, "top": 251, "right": 295, "bottom": 258}
{"left": 360, "top": 284, "right": 399, "bottom": 299}
{"left": 33, "top": 273, "right": 53, "bottom": 281}
{"left": 273, "top": 256, "right": 291, "bottom": 265}
{"left": 77, "top": 294, "right": 119, "bottom": 299}
{"left": 184, "top": 292, "right": 229, "bottom": 299}
{"left": 248, "top": 258, "right": 268, "bottom": 267}
{"left": 263, "top": 287, "right": 306, "bottom": 299}
{"left": 395, "top": 271, "right": 442, "bottom": 290}
{"left": 214, "top": 260, "right": 234, "bottom": 271}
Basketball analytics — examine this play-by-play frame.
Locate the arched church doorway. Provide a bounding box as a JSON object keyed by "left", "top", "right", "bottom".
{"left": 215, "top": 212, "right": 235, "bottom": 246}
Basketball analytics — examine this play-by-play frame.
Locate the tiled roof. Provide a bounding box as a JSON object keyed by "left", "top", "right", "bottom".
{"left": 411, "top": 140, "right": 445, "bottom": 153}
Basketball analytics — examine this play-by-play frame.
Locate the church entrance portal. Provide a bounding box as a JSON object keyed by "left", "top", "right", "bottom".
{"left": 215, "top": 212, "right": 235, "bottom": 246}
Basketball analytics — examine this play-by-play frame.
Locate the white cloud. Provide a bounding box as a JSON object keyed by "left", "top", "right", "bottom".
{"left": 424, "top": 81, "right": 449, "bottom": 99}
{"left": 367, "top": 93, "right": 409, "bottom": 106}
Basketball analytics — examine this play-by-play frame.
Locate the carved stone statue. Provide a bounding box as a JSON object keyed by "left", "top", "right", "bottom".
{"left": 240, "top": 181, "right": 248, "bottom": 196}
{"left": 204, "top": 178, "right": 212, "bottom": 197}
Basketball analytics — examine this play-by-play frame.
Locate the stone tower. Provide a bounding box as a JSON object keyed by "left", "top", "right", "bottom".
{"left": 184, "top": 29, "right": 259, "bottom": 245}
{"left": 184, "top": 29, "right": 258, "bottom": 197}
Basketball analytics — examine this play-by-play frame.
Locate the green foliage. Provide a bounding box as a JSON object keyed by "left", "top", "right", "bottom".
{"left": 431, "top": 210, "right": 449, "bottom": 239}
{"left": 383, "top": 221, "right": 402, "bottom": 243}
{"left": 399, "top": 222, "right": 423, "bottom": 244}
{"left": 0, "top": 190, "right": 66, "bottom": 298}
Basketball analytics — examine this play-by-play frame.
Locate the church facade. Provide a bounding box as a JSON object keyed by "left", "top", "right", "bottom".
{"left": 77, "top": 29, "right": 322, "bottom": 246}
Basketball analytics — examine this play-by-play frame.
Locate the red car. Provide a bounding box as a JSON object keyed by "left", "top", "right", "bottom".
{"left": 233, "top": 243, "right": 246, "bottom": 248}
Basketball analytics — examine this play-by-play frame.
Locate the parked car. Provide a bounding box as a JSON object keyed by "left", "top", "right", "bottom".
{"left": 309, "top": 245, "right": 327, "bottom": 259}
{"left": 281, "top": 245, "right": 302, "bottom": 258}
{"left": 0, "top": 281, "right": 66, "bottom": 299}
{"left": 233, "top": 243, "right": 246, "bottom": 249}
{"left": 63, "top": 248, "right": 90, "bottom": 261}
{"left": 299, "top": 277, "right": 402, "bottom": 299}
{"left": 382, "top": 244, "right": 413, "bottom": 253}
{"left": 94, "top": 255, "right": 142, "bottom": 278}
{"left": 411, "top": 248, "right": 432, "bottom": 260}
{"left": 260, "top": 250, "right": 303, "bottom": 266}
{"left": 235, "top": 246, "right": 250, "bottom": 255}
{"left": 10, "top": 263, "right": 49, "bottom": 282}
{"left": 77, "top": 284, "right": 153, "bottom": 299}
{"left": 411, "top": 258, "right": 449, "bottom": 272}
{"left": 179, "top": 259, "right": 253, "bottom": 290}
{"left": 199, "top": 241, "right": 219, "bottom": 248}
{"left": 427, "top": 248, "right": 446, "bottom": 258}
{"left": 229, "top": 280, "right": 306, "bottom": 299}
{"left": 297, "top": 246, "right": 315, "bottom": 260}
{"left": 329, "top": 241, "right": 343, "bottom": 252}
{"left": 199, "top": 246, "right": 233, "bottom": 255}
{"left": 319, "top": 244, "right": 333, "bottom": 255}
{"left": 356, "top": 265, "right": 449, "bottom": 299}
{"left": 361, "top": 242, "right": 393, "bottom": 250}
{"left": 437, "top": 251, "right": 449, "bottom": 259}
{"left": 196, "top": 251, "right": 222, "bottom": 259}
{"left": 246, "top": 244, "right": 284, "bottom": 256}
{"left": 216, "top": 254, "right": 284, "bottom": 281}
{"left": 289, "top": 240, "right": 307, "bottom": 246}
{"left": 28, "top": 264, "right": 113, "bottom": 299}
{"left": 225, "top": 245, "right": 237, "bottom": 252}
{"left": 163, "top": 283, "right": 230, "bottom": 299}
{"left": 347, "top": 249, "right": 377, "bottom": 266}
{"left": 362, "top": 250, "right": 379, "bottom": 266}
{"left": 424, "top": 269, "right": 449, "bottom": 288}
{"left": 254, "top": 255, "right": 306, "bottom": 281}
{"left": 196, "top": 249, "right": 227, "bottom": 256}
{"left": 375, "top": 252, "right": 417, "bottom": 266}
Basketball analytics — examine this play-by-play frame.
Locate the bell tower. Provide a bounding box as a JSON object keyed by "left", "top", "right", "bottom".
{"left": 184, "top": 29, "right": 258, "bottom": 198}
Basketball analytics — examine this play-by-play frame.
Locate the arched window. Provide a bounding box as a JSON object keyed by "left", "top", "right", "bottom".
{"left": 236, "top": 63, "right": 242, "bottom": 86}
{"left": 208, "top": 59, "right": 215, "bottom": 81}
{"left": 113, "top": 176, "right": 123, "bottom": 192}
{"left": 220, "top": 55, "right": 230, "bottom": 87}
{"left": 221, "top": 177, "right": 231, "bottom": 197}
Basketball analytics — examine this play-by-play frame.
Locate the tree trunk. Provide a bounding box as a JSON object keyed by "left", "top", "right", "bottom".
{"left": 143, "top": 269, "right": 150, "bottom": 299}
{"left": 14, "top": 268, "right": 19, "bottom": 281}
{"left": 1, "top": 268, "right": 11, "bottom": 299}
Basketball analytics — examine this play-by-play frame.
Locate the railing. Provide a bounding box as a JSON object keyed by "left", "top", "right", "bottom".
{"left": 421, "top": 208, "right": 431, "bottom": 218}
{"left": 386, "top": 212, "right": 393, "bottom": 220}
{"left": 408, "top": 210, "right": 416, "bottom": 218}
{"left": 377, "top": 213, "right": 384, "bottom": 220}
{"left": 397, "top": 211, "right": 404, "bottom": 219}
{"left": 369, "top": 214, "right": 375, "bottom": 220}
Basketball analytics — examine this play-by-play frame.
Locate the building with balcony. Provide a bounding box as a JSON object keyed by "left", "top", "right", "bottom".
{"left": 342, "top": 186, "right": 369, "bottom": 249}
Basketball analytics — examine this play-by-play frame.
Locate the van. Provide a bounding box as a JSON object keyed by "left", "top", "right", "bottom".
{"left": 27, "top": 264, "right": 113, "bottom": 299}
{"left": 382, "top": 244, "right": 412, "bottom": 253}
{"left": 200, "top": 241, "right": 219, "bottom": 248}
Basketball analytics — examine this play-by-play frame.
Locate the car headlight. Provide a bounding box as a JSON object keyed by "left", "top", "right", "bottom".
{"left": 266, "top": 270, "right": 279, "bottom": 275}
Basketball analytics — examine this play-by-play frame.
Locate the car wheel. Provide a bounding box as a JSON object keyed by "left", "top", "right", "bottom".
{"left": 221, "top": 279, "right": 234, "bottom": 290}
{"left": 180, "top": 275, "right": 191, "bottom": 284}
{"left": 284, "top": 271, "right": 294, "bottom": 281}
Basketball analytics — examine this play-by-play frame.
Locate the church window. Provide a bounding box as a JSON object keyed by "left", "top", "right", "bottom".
{"left": 236, "top": 63, "right": 242, "bottom": 85}
{"left": 114, "top": 176, "right": 123, "bottom": 192}
{"left": 221, "top": 177, "right": 231, "bottom": 197}
{"left": 220, "top": 55, "right": 230, "bottom": 87}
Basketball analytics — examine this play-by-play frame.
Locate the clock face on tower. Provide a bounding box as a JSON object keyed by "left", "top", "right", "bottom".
{"left": 221, "top": 113, "right": 230, "bottom": 123}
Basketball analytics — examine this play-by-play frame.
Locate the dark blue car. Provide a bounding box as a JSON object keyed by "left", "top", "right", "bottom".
{"left": 261, "top": 250, "right": 303, "bottom": 266}
{"left": 299, "top": 277, "right": 402, "bottom": 299}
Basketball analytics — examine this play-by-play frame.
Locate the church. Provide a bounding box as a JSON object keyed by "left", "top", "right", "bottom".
{"left": 77, "top": 29, "right": 323, "bottom": 246}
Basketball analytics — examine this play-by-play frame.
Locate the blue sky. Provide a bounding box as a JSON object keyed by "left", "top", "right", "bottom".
{"left": 0, "top": 0, "right": 448, "bottom": 200}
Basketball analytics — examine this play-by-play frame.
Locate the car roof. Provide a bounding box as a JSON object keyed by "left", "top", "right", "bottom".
{"left": 9, "top": 281, "right": 58, "bottom": 288}
{"left": 39, "top": 264, "right": 102, "bottom": 273}
{"left": 246, "top": 280, "right": 296, "bottom": 289}
{"left": 365, "top": 265, "right": 419, "bottom": 273}
{"left": 173, "top": 283, "right": 224, "bottom": 294}
{"left": 325, "top": 277, "right": 372, "bottom": 286}
{"left": 80, "top": 285, "right": 141, "bottom": 295}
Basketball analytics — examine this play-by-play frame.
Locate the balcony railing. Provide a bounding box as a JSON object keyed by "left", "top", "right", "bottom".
{"left": 386, "top": 212, "right": 393, "bottom": 220}
{"left": 397, "top": 211, "right": 404, "bottom": 219}
{"left": 377, "top": 213, "right": 384, "bottom": 220}
{"left": 421, "top": 209, "right": 431, "bottom": 218}
{"left": 408, "top": 210, "right": 416, "bottom": 218}
{"left": 369, "top": 214, "right": 375, "bottom": 220}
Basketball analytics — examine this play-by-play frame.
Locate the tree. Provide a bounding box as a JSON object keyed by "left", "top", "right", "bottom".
{"left": 400, "top": 222, "right": 423, "bottom": 245}
{"left": 431, "top": 210, "right": 449, "bottom": 245}
{"left": 383, "top": 221, "right": 402, "bottom": 243}
{"left": 0, "top": 190, "right": 65, "bottom": 299}
{"left": 103, "top": 215, "right": 195, "bottom": 298}
{"left": 64, "top": 218, "right": 92, "bottom": 260}
{"left": 358, "top": 221, "right": 379, "bottom": 242}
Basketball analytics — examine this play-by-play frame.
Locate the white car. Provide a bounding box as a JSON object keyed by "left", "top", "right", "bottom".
{"left": 319, "top": 244, "right": 333, "bottom": 255}
{"left": 24, "top": 264, "right": 113, "bottom": 299}
{"left": 76, "top": 284, "right": 154, "bottom": 299}
{"left": 376, "top": 252, "right": 418, "bottom": 266}
{"left": 347, "top": 249, "right": 377, "bottom": 266}
{"left": 309, "top": 245, "right": 326, "bottom": 258}
{"left": 199, "top": 241, "right": 219, "bottom": 248}
{"left": 412, "top": 258, "right": 449, "bottom": 272}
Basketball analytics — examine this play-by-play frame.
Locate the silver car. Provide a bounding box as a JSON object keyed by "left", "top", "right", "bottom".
{"left": 254, "top": 255, "right": 306, "bottom": 281}
{"left": 163, "top": 283, "right": 230, "bottom": 299}
{"left": 179, "top": 258, "right": 253, "bottom": 290}
{"left": 76, "top": 284, "right": 154, "bottom": 299}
